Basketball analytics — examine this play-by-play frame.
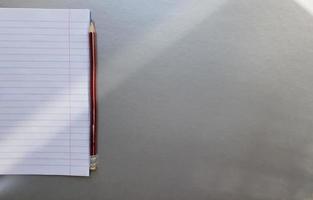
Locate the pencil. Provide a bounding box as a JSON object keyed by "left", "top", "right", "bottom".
{"left": 89, "top": 21, "right": 97, "bottom": 171}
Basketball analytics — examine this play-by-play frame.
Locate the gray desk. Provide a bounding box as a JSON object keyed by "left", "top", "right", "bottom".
{"left": 1, "top": 0, "right": 313, "bottom": 199}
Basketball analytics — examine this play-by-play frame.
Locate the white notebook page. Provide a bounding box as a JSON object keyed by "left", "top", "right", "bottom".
{"left": 0, "top": 8, "right": 90, "bottom": 176}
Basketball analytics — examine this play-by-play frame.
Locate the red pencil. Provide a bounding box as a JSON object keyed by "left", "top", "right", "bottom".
{"left": 89, "top": 21, "right": 98, "bottom": 171}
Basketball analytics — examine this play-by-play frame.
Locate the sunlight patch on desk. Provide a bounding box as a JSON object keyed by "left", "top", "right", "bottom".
{"left": 294, "top": 0, "right": 313, "bottom": 15}
{"left": 103, "top": 0, "right": 228, "bottom": 96}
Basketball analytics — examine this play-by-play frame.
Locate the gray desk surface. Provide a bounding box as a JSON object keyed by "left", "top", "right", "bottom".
{"left": 2, "top": 0, "right": 313, "bottom": 199}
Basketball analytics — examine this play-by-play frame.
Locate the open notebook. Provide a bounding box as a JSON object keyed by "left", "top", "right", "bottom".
{"left": 0, "top": 8, "right": 91, "bottom": 176}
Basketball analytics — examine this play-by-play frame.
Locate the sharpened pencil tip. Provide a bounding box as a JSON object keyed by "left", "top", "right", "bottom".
{"left": 89, "top": 21, "right": 96, "bottom": 33}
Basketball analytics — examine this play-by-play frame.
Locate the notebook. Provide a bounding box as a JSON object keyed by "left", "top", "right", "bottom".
{"left": 0, "top": 8, "right": 91, "bottom": 176}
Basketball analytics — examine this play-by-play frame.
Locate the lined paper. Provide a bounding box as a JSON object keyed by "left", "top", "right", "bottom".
{"left": 0, "top": 8, "right": 90, "bottom": 176}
